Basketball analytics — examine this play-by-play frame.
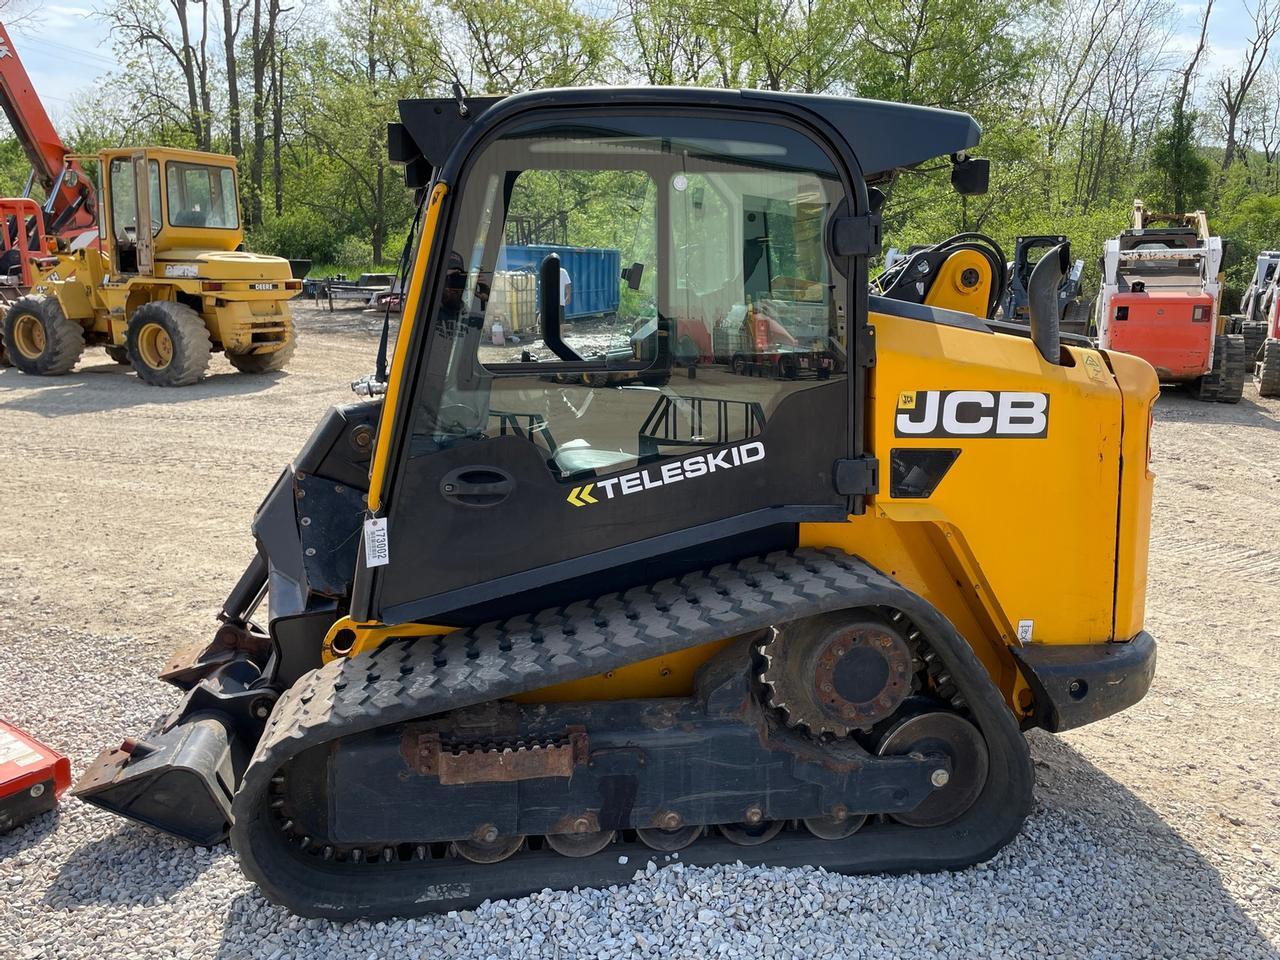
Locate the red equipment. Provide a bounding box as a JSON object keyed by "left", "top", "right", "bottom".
{"left": 1095, "top": 200, "right": 1245, "bottom": 403}
{"left": 0, "top": 719, "right": 70, "bottom": 833}
{"left": 0, "top": 22, "right": 97, "bottom": 241}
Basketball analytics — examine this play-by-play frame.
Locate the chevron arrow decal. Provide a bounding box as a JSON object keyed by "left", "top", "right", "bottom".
{"left": 566, "top": 483, "right": 598, "bottom": 507}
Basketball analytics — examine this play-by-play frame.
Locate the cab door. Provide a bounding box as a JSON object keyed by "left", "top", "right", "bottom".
{"left": 370, "top": 109, "right": 861, "bottom": 625}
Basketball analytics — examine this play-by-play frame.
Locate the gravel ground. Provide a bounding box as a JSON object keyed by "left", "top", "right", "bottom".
{"left": 1, "top": 303, "right": 1278, "bottom": 959}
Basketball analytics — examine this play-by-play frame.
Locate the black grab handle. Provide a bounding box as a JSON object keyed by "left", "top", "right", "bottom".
{"left": 440, "top": 467, "right": 516, "bottom": 507}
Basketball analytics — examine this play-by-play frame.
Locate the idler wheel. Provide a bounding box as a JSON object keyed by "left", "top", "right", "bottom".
{"left": 636, "top": 825, "right": 702, "bottom": 851}
{"left": 545, "top": 830, "right": 616, "bottom": 858}
{"left": 453, "top": 827, "right": 525, "bottom": 863}
{"left": 876, "top": 710, "right": 989, "bottom": 827}
{"left": 717, "top": 820, "right": 784, "bottom": 846}
{"left": 803, "top": 811, "right": 868, "bottom": 840}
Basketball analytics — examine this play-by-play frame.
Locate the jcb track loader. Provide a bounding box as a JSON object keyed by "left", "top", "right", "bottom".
{"left": 74, "top": 89, "right": 1159, "bottom": 919}
{"left": 1096, "top": 200, "right": 1245, "bottom": 402}
{"left": 2, "top": 147, "right": 300, "bottom": 385}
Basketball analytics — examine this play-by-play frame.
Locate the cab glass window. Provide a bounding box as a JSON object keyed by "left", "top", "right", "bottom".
{"left": 109, "top": 158, "right": 161, "bottom": 239}
{"left": 406, "top": 115, "right": 848, "bottom": 481}
{"left": 166, "top": 162, "right": 239, "bottom": 228}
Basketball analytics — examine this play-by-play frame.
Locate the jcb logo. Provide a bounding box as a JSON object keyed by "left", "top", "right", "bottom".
{"left": 895, "top": 390, "right": 1049, "bottom": 438}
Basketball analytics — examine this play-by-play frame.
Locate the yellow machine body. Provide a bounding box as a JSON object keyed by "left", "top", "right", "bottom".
{"left": 28, "top": 147, "right": 298, "bottom": 359}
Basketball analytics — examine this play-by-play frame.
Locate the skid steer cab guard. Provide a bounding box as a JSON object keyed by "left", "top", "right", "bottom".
{"left": 77, "top": 89, "right": 1158, "bottom": 919}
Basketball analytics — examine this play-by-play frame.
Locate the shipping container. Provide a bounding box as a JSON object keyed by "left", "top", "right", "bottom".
{"left": 495, "top": 244, "right": 622, "bottom": 320}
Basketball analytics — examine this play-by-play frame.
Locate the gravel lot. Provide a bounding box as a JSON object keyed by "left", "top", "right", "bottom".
{"left": 1, "top": 303, "right": 1278, "bottom": 959}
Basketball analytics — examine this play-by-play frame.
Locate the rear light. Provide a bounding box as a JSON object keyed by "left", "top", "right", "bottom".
{"left": 201, "top": 281, "right": 224, "bottom": 292}
{"left": 285, "top": 280, "right": 302, "bottom": 291}
{"left": 1115, "top": 306, "right": 1128, "bottom": 321}
{"left": 1192, "top": 304, "right": 1207, "bottom": 322}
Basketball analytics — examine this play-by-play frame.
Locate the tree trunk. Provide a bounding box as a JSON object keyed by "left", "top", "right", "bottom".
{"left": 272, "top": 41, "right": 284, "bottom": 216}
{"left": 221, "top": 0, "right": 242, "bottom": 159}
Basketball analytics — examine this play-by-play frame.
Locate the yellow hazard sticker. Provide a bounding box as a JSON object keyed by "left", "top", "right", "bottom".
{"left": 1083, "top": 353, "right": 1107, "bottom": 382}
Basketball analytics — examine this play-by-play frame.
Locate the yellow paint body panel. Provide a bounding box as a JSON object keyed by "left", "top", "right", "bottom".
{"left": 335, "top": 301, "right": 1156, "bottom": 719}
{"left": 921, "top": 249, "right": 992, "bottom": 316}
{"left": 369, "top": 182, "right": 449, "bottom": 512}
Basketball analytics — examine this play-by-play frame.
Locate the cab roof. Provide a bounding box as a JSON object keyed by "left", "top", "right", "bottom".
{"left": 392, "top": 87, "right": 980, "bottom": 184}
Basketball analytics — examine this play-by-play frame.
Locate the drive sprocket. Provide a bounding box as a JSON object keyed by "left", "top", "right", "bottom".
{"left": 758, "top": 611, "right": 915, "bottom": 738}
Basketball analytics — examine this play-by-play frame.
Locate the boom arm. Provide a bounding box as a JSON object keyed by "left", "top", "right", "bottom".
{"left": 0, "top": 22, "right": 96, "bottom": 236}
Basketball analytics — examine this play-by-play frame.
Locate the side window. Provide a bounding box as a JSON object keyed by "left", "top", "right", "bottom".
{"left": 486, "top": 169, "right": 656, "bottom": 361}
{"left": 110, "top": 159, "right": 161, "bottom": 239}
{"left": 407, "top": 116, "right": 848, "bottom": 480}
{"left": 109, "top": 159, "right": 136, "bottom": 242}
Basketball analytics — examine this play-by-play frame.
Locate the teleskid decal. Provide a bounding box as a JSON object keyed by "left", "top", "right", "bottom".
{"left": 567, "top": 441, "right": 766, "bottom": 508}
{"left": 895, "top": 390, "right": 1049, "bottom": 439}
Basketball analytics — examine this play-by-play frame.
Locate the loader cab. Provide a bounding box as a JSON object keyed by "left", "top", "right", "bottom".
{"left": 98, "top": 147, "right": 244, "bottom": 277}
{"left": 357, "top": 90, "right": 983, "bottom": 625}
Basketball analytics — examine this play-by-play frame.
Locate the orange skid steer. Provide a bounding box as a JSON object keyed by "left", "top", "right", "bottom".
{"left": 1095, "top": 201, "right": 1245, "bottom": 403}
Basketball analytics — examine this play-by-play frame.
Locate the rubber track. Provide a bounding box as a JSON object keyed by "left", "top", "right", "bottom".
{"left": 230, "top": 548, "right": 1034, "bottom": 919}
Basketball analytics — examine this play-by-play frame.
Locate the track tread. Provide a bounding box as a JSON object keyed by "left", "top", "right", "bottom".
{"left": 1260, "top": 338, "right": 1280, "bottom": 398}
{"left": 1193, "top": 334, "right": 1246, "bottom": 404}
{"left": 231, "top": 548, "right": 1034, "bottom": 919}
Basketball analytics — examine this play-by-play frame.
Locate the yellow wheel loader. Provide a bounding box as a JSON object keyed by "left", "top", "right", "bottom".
{"left": 2, "top": 147, "right": 300, "bottom": 386}
{"left": 74, "top": 90, "right": 1159, "bottom": 918}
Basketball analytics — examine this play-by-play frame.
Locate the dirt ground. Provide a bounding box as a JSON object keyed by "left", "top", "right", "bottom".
{"left": 0, "top": 301, "right": 1278, "bottom": 956}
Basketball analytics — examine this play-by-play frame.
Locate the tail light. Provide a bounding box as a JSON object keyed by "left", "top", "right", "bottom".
{"left": 1115, "top": 306, "right": 1128, "bottom": 321}
{"left": 201, "top": 281, "right": 224, "bottom": 292}
{"left": 285, "top": 280, "right": 302, "bottom": 291}
{"left": 1192, "top": 304, "right": 1207, "bottom": 322}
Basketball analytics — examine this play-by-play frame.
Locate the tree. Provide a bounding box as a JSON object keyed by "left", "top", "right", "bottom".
{"left": 103, "top": 0, "right": 216, "bottom": 151}
{"left": 1214, "top": 0, "right": 1279, "bottom": 169}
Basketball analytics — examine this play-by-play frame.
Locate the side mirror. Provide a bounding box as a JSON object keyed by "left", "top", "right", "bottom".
{"left": 622, "top": 262, "right": 644, "bottom": 291}
{"left": 539, "top": 253, "right": 581, "bottom": 362}
{"left": 1028, "top": 242, "right": 1070, "bottom": 364}
{"left": 951, "top": 156, "right": 990, "bottom": 196}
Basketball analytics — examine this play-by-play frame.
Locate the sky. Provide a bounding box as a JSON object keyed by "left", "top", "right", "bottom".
{"left": 0, "top": 0, "right": 1269, "bottom": 123}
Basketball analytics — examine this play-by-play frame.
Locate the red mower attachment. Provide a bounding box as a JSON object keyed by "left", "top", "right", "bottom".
{"left": 0, "top": 719, "right": 70, "bottom": 834}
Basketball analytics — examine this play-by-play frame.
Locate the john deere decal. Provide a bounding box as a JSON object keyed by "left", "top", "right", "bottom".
{"left": 895, "top": 390, "right": 1049, "bottom": 438}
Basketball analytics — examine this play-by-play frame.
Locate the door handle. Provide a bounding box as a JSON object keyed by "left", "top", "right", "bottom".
{"left": 440, "top": 467, "right": 515, "bottom": 507}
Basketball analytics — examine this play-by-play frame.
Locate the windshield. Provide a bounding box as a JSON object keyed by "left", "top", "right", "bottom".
{"left": 165, "top": 161, "right": 239, "bottom": 229}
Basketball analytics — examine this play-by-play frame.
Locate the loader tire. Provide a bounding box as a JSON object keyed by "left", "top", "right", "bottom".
{"left": 126, "top": 301, "right": 212, "bottom": 387}
{"left": 1192, "top": 334, "right": 1246, "bottom": 404}
{"left": 228, "top": 334, "right": 296, "bottom": 374}
{"left": 105, "top": 345, "right": 130, "bottom": 365}
{"left": 1259, "top": 339, "right": 1280, "bottom": 398}
{"left": 2, "top": 295, "right": 85, "bottom": 376}
{"left": 1241, "top": 317, "right": 1268, "bottom": 362}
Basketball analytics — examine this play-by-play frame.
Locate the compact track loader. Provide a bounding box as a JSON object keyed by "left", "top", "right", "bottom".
{"left": 75, "top": 89, "right": 1159, "bottom": 919}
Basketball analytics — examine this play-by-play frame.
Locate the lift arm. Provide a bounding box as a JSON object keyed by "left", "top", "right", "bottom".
{"left": 0, "top": 22, "right": 96, "bottom": 236}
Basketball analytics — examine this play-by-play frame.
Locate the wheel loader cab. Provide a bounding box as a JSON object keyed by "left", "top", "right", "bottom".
{"left": 99, "top": 147, "right": 244, "bottom": 276}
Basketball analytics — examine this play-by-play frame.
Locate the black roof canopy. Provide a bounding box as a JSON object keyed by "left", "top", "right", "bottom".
{"left": 391, "top": 87, "right": 980, "bottom": 183}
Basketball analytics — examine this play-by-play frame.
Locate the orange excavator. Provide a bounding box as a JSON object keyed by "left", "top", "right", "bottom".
{"left": 0, "top": 23, "right": 98, "bottom": 290}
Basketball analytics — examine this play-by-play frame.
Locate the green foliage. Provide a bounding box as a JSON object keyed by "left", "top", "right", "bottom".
{"left": 335, "top": 235, "right": 377, "bottom": 270}
{"left": 5, "top": 0, "right": 1278, "bottom": 304}
{"left": 1143, "top": 110, "right": 1213, "bottom": 213}
{"left": 247, "top": 208, "right": 342, "bottom": 264}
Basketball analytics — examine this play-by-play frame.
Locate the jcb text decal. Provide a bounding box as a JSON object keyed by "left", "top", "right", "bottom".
{"left": 568, "top": 441, "right": 765, "bottom": 508}
{"left": 895, "top": 391, "right": 1049, "bottom": 439}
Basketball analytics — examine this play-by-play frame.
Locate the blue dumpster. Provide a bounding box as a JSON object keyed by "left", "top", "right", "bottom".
{"left": 496, "top": 244, "right": 622, "bottom": 320}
